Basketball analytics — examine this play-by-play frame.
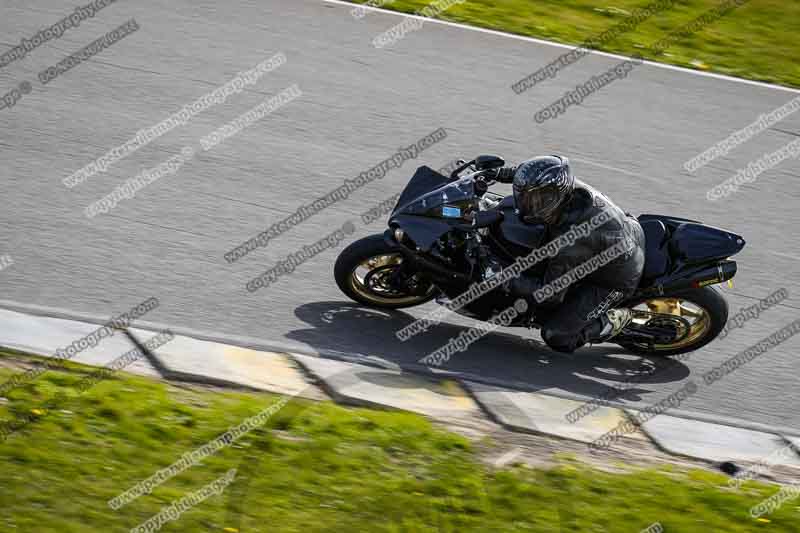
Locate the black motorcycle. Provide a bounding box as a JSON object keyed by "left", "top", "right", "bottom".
{"left": 334, "top": 155, "right": 745, "bottom": 355}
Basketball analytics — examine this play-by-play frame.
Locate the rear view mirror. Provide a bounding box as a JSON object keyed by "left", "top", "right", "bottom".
{"left": 474, "top": 154, "right": 505, "bottom": 170}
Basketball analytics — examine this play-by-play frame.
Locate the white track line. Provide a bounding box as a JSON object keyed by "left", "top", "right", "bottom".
{"left": 325, "top": 0, "right": 800, "bottom": 95}
{"left": 771, "top": 251, "right": 800, "bottom": 262}
{"left": 569, "top": 156, "right": 666, "bottom": 185}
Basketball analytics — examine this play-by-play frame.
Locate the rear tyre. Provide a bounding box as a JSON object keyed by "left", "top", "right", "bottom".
{"left": 334, "top": 234, "right": 437, "bottom": 309}
{"left": 617, "top": 286, "right": 728, "bottom": 356}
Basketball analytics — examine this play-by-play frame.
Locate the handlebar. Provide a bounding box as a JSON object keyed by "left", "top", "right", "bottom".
{"left": 449, "top": 160, "right": 514, "bottom": 184}
{"left": 449, "top": 159, "right": 475, "bottom": 180}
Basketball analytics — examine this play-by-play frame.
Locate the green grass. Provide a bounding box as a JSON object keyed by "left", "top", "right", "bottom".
{"left": 353, "top": 0, "right": 800, "bottom": 89}
{"left": 0, "top": 350, "right": 798, "bottom": 532}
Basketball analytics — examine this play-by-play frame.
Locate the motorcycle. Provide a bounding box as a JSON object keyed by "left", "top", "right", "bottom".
{"left": 334, "top": 155, "right": 746, "bottom": 355}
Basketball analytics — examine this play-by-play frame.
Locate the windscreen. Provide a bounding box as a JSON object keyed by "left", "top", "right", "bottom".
{"left": 392, "top": 166, "right": 452, "bottom": 216}
{"left": 393, "top": 167, "right": 475, "bottom": 218}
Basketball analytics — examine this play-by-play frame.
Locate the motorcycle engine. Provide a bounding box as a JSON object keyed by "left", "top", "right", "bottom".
{"left": 482, "top": 254, "right": 503, "bottom": 281}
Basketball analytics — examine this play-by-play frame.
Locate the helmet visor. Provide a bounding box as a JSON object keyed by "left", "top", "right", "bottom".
{"left": 514, "top": 183, "right": 563, "bottom": 223}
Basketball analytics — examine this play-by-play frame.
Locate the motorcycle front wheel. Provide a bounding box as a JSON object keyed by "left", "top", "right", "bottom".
{"left": 334, "top": 234, "right": 438, "bottom": 309}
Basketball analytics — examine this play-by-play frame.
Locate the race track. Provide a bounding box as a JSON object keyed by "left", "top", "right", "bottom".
{"left": 1, "top": 0, "right": 799, "bottom": 432}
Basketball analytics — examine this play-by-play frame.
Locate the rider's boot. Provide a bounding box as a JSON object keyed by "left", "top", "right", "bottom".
{"left": 595, "top": 308, "right": 633, "bottom": 341}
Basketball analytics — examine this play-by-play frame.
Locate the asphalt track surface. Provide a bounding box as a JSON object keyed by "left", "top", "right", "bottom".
{"left": 1, "top": 0, "right": 799, "bottom": 433}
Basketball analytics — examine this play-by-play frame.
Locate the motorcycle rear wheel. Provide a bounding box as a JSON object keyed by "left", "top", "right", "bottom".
{"left": 617, "top": 286, "right": 728, "bottom": 356}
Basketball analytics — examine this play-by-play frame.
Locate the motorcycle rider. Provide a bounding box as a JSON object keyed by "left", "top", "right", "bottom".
{"left": 493, "top": 155, "right": 646, "bottom": 353}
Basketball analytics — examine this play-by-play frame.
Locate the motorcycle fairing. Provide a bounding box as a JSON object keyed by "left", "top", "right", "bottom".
{"left": 391, "top": 166, "right": 481, "bottom": 251}
{"left": 389, "top": 213, "right": 456, "bottom": 251}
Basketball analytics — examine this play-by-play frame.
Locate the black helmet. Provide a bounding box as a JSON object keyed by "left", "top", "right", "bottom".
{"left": 512, "top": 155, "right": 575, "bottom": 224}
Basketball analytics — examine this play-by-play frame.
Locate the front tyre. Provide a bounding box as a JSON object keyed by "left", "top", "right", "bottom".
{"left": 618, "top": 286, "right": 729, "bottom": 356}
{"left": 334, "top": 234, "right": 437, "bottom": 309}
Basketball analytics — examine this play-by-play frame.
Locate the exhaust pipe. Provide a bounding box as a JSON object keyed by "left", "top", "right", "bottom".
{"left": 645, "top": 260, "right": 737, "bottom": 296}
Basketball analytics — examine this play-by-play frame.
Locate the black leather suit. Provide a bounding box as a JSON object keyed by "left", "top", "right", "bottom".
{"left": 513, "top": 179, "right": 646, "bottom": 352}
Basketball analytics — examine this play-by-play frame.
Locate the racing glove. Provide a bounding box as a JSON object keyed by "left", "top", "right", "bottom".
{"left": 494, "top": 165, "right": 517, "bottom": 183}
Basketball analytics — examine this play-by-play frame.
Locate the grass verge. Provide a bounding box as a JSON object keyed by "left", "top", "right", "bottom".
{"left": 0, "top": 350, "right": 797, "bottom": 532}
{"left": 349, "top": 0, "right": 800, "bottom": 89}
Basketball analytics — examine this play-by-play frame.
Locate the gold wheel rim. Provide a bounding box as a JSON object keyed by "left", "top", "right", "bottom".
{"left": 349, "top": 253, "right": 435, "bottom": 306}
{"left": 630, "top": 297, "right": 712, "bottom": 351}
